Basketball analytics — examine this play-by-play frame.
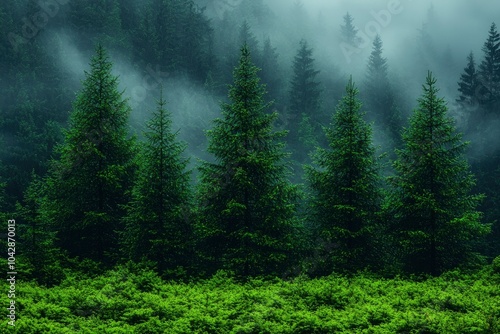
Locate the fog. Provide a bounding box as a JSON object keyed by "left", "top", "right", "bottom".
{"left": 3, "top": 0, "right": 500, "bottom": 172}
{"left": 195, "top": 0, "right": 500, "bottom": 159}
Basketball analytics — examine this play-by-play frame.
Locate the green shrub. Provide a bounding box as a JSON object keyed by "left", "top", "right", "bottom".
{"left": 6, "top": 267, "right": 500, "bottom": 333}
{"left": 492, "top": 256, "right": 500, "bottom": 273}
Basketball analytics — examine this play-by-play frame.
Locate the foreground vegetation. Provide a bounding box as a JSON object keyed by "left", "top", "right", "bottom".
{"left": 4, "top": 262, "right": 500, "bottom": 333}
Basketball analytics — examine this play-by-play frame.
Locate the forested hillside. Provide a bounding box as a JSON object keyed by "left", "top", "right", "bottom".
{"left": 1, "top": 0, "right": 499, "bottom": 332}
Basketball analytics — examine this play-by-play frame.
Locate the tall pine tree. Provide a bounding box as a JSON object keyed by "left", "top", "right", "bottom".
{"left": 122, "top": 89, "right": 193, "bottom": 277}
{"left": 197, "top": 45, "right": 301, "bottom": 278}
{"left": 457, "top": 51, "right": 480, "bottom": 107}
{"left": 16, "top": 172, "right": 63, "bottom": 286}
{"left": 387, "top": 72, "right": 489, "bottom": 276}
{"left": 307, "top": 78, "right": 381, "bottom": 274}
{"left": 259, "top": 37, "right": 282, "bottom": 107}
{"left": 478, "top": 23, "right": 500, "bottom": 110}
{"left": 288, "top": 39, "right": 322, "bottom": 165}
{"left": 340, "top": 12, "right": 360, "bottom": 47}
{"left": 41, "top": 45, "right": 135, "bottom": 265}
{"left": 364, "top": 35, "right": 401, "bottom": 149}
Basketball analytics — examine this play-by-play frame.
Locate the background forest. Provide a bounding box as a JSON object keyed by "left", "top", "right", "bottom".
{"left": 1, "top": 0, "right": 500, "bottom": 332}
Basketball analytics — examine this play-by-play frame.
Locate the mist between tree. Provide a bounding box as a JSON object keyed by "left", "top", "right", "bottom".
{"left": 1, "top": 0, "right": 500, "bottom": 298}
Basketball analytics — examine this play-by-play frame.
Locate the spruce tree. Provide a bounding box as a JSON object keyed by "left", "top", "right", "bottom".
{"left": 122, "top": 89, "right": 193, "bottom": 277}
{"left": 197, "top": 45, "right": 301, "bottom": 278}
{"left": 457, "top": 52, "right": 480, "bottom": 106}
{"left": 41, "top": 45, "right": 135, "bottom": 265}
{"left": 364, "top": 35, "right": 401, "bottom": 149}
{"left": 478, "top": 23, "right": 500, "bottom": 109}
{"left": 239, "top": 20, "right": 260, "bottom": 61}
{"left": 16, "top": 173, "right": 63, "bottom": 286}
{"left": 340, "top": 12, "right": 360, "bottom": 47}
{"left": 288, "top": 39, "right": 322, "bottom": 164}
{"left": 259, "top": 37, "right": 282, "bottom": 106}
{"left": 387, "top": 72, "right": 489, "bottom": 276}
{"left": 307, "top": 78, "right": 381, "bottom": 274}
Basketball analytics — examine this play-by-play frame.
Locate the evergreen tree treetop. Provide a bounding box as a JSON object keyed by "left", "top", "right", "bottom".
{"left": 289, "top": 39, "right": 321, "bottom": 123}
{"left": 198, "top": 44, "right": 301, "bottom": 277}
{"left": 457, "top": 51, "right": 479, "bottom": 106}
{"left": 122, "top": 87, "right": 192, "bottom": 277}
{"left": 388, "top": 72, "right": 489, "bottom": 275}
{"left": 341, "top": 12, "right": 360, "bottom": 46}
{"left": 366, "top": 35, "right": 388, "bottom": 84}
{"left": 43, "top": 44, "right": 135, "bottom": 264}
{"left": 307, "top": 77, "right": 380, "bottom": 273}
{"left": 478, "top": 22, "right": 500, "bottom": 107}
{"left": 288, "top": 39, "right": 322, "bottom": 165}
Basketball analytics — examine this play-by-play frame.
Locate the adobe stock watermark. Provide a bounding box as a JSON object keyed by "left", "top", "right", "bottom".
{"left": 340, "top": 0, "right": 414, "bottom": 64}
{"left": 7, "top": 0, "right": 70, "bottom": 52}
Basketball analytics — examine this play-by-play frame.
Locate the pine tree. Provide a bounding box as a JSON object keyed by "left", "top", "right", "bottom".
{"left": 478, "top": 23, "right": 500, "bottom": 109}
{"left": 340, "top": 12, "right": 360, "bottom": 46}
{"left": 288, "top": 39, "right": 322, "bottom": 164}
{"left": 197, "top": 45, "right": 301, "bottom": 277}
{"left": 16, "top": 172, "right": 64, "bottom": 286}
{"left": 239, "top": 20, "right": 260, "bottom": 61}
{"left": 387, "top": 72, "right": 489, "bottom": 276}
{"left": 122, "top": 89, "right": 193, "bottom": 277}
{"left": 457, "top": 52, "right": 480, "bottom": 106}
{"left": 364, "top": 35, "right": 400, "bottom": 147}
{"left": 259, "top": 38, "right": 283, "bottom": 106}
{"left": 307, "top": 78, "right": 381, "bottom": 274}
{"left": 41, "top": 45, "right": 136, "bottom": 265}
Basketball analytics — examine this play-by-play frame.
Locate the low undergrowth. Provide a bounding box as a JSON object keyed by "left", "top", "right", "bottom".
{"left": 3, "top": 265, "right": 500, "bottom": 333}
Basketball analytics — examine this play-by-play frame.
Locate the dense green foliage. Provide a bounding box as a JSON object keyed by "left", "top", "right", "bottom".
{"left": 363, "top": 35, "right": 401, "bottom": 149}
{"left": 387, "top": 72, "right": 489, "bottom": 275}
{"left": 457, "top": 52, "right": 480, "bottom": 107}
{"left": 39, "top": 45, "right": 136, "bottom": 265}
{"left": 0, "top": 2, "right": 500, "bottom": 331}
{"left": 307, "top": 78, "right": 380, "bottom": 274}
{"left": 121, "top": 89, "right": 193, "bottom": 277}
{"left": 287, "top": 40, "right": 322, "bottom": 164}
{"left": 197, "top": 46, "right": 302, "bottom": 277}
{"left": 477, "top": 23, "right": 500, "bottom": 110}
{"left": 3, "top": 265, "right": 500, "bottom": 333}
{"left": 134, "top": 0, "right": 213, "bottom": 81}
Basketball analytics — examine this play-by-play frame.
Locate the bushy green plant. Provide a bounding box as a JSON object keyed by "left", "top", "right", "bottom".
{"left": 5, "top": 267, "right": 500, "bottom": 333}
{"left": 492, "top": 256, "right": 500, "bottom": 273}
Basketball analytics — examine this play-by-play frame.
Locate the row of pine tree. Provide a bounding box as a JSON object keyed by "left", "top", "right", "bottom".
{"left": 0, "top": 1, "right": 499, "bottom": 284}
{"left": 12, "top": 44, "right": 489, "bottom": 286}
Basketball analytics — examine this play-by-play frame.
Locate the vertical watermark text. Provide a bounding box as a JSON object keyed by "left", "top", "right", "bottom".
{"left": 6, "top": 219, "right": 16, "bottom": 327}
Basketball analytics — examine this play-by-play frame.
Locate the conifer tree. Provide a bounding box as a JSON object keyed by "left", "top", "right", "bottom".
{"left": 197, "top": 45, "right": 301, "bottom": 277}
{"left": 478, "top": 23, "right": 500, "bottom": 109}
{"left": 457, "top": 52, "right": 480, "bottom": 106}
{"left": 122, "top": 89, "right": 193, "bottom": 277}
{"left": 387, "top": 72, "right": 489, "bottom": 276}
{"left": 239, "top": 20, "right": 260, "bottom": 61}
{"left": 16, "top": 173, "right": 63, "bottom": 286}
{"left": 288, "top": 39, "right": 322, "bottom": 164}
{"left": 259, "top": 37, "right": 282, "bottom": 106}
{"left": 364, "top": 35, "right": 401, "bottom": 148}
{"left": 307, "top": 78, "right": 380, "bottom": 274}
{"left": 340, "top": 12, "right": 360, "bottom": 47}
{"left": 41, "top": 45, "right": 135, "bottom": 265}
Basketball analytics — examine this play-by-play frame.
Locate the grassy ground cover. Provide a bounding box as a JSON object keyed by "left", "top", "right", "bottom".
{"left": 3, "top": 264, "right": 500, "bottom": 333}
